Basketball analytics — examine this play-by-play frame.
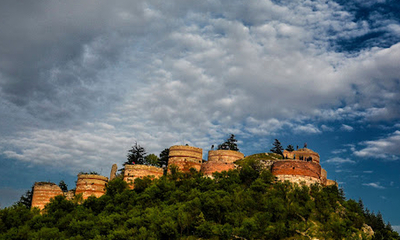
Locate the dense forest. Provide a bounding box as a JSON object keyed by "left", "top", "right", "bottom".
{"left": 0, "top": 159, "right": 399, "bottom": 240}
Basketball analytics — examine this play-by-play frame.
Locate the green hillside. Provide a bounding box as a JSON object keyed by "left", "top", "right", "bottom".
{"left": 0, "top": 159, "right": 398, "bottom": 240}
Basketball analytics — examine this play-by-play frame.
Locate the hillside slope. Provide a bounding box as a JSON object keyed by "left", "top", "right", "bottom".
{"left": 0, "top": 159, "right": 398, "bottom": 240}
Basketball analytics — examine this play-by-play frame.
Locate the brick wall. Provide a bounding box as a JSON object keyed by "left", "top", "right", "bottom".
{"left": 168, "top": 145, "right": 203, "bottom": 172}
{"left": 201, "top": 150, "right": 244, "bottom": 177}
{"left": 201, "top": 162, "right": 236, "bottom": 177}
{"left": 75, "top": 174, "right": 108, "bottom": 200}
{"left": 272, "top": 160, "right": 321, "bottom": 179}
{"left": 207, "top": 150, "right": 244, "bottom": 164}
{"left": 31, "top": 182, "right": 63, "bottom": 210}
{"left": 124, "top": 164, "right": 164, "bottom": 189}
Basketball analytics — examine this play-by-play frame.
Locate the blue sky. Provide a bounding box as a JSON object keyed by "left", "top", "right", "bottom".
{"left": 0, "top": 0, "right": 400, "bottom": 231}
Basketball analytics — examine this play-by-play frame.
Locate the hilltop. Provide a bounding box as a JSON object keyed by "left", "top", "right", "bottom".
{"left": 0, "top": 157, "right": 399, "bottom": 239}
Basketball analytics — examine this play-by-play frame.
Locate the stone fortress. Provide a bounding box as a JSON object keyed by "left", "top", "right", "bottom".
{"left": 31, "top": 145, "right": 337, "bottom": 210}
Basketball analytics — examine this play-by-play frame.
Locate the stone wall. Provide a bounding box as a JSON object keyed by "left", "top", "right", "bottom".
{"left": 283, "top": 148, "right": 320, "bottom": 164}
{"left": 326, "top": 179, "right": 338, "bottom": 187}
{"left": 201, "top": 150, "right": 244, "bottom": 177}
{"left": 321, "top": 168, "right": 327, "bottom": 185}
{"left": 75, "top": 174, "right": 108, "bottom": 200}
{"left": 201, "top": 162, "right": 235, "bottom": 177}
{"left": 275, "top": 175, "right": 321, "bottom": 186}
{"left": 124, "top": 164, "right": 164, "bottom": 189}
{"left": 272, "top": 160, "right": 322, "bottom": 179}
{"left": 31, "top": 182, "right": 63, "bottom": 210}
{"left": 168, "top": 145, "right": 203, "bottom": 172}
{"left": 207, "top": 150, "right": 244, "bottom": 164}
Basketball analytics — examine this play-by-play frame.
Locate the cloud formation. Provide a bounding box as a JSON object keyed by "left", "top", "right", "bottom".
{"left": 326, "top": 157, "right": 356, "bottom": 164}
{"left": 362, "top": 182, "right": 386, "bottom": 189}
{"left": 354, "top": 130, "right": 400, "bottom": 160}
{"left": 0, "top": 1, "right": 400, "bottom": 171}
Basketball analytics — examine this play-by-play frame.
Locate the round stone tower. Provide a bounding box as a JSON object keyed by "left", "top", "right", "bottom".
{"left": 75, "top": 174, "right": 108, "bottom": 200}
{"left": 31, "top": 182, "right": 63, "bottom": 210}
{"left": 168, "top": 145, "right": 203, "bottom": 173}
{"left": 124, "top": 164, "right": 164, "bottom": 189}
{"left": 201, "top": 150, "right": 244, "bottom": 177}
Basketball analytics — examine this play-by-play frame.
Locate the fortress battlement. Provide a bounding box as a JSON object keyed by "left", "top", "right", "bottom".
{"left": 31, "top": 145, "right": 337, "bottom": 210}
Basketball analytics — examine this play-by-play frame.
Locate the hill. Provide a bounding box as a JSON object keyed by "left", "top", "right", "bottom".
{"left": 0, "top": 158, "right": 399, "bottom": 239}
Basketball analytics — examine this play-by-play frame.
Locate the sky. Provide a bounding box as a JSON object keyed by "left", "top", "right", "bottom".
{"left": 0, "top": 0, "right": 400, "bottom": 231}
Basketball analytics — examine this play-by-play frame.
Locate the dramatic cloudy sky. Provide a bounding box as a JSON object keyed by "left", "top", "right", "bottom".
{"left": 1, "top": 0, "right": 400, "bottom": 230}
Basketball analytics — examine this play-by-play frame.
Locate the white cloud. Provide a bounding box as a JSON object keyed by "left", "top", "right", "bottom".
{"left": 292, "top": 124, "right": 321, "bottom": 135}
{"left": 393, "top": 225, "right": 400, "bottom": 234}
{"left": 354, "top": 130, "right": 400, "bottom": 159}
{"left": 363, "top": 182, "right": 386, "bottom": 189}
{"left": 321, "top": 124, "right": 334, "bottom": 132}
{"left": 340, "top": 124, "right": 354, "bottom": 132}
{"left": 326, "top": 157, "right": 356, "bottom": 164}
{"left": 331, "top": 149, "right": 347, "bottom": 154}
{"left": 363, "top": 170, "right": 373, "bottom": 173}
{"left": 0, "top": 1, "right": 400, "bottom": 171}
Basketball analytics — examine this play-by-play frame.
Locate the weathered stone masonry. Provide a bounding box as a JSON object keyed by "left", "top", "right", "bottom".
{"left": 31, "top": 182, "right": 63, "bottom": 210}
{"left": 31, "top": 145, "right": 337, "bottom": 210}
{"left": 201, "top": 150, "right": 244, "bottom": 177}
{"left": 75, "top": 174, "right": 108, "bottom": 200}
{"left": 168, "top": 145, "right": 203, "bottom": 172}
{"left": 124, "top": 164, "right": 164, "bottom": 189}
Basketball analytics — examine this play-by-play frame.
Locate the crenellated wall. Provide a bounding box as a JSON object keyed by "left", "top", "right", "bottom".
{"left": 31, "top": 182, "right": 63, "bottom": 210}
{"left": 201, "top": 150, "right": 244, "bottom": 177}
{"left": 124, "top": 164, "right": 164, "bottom": 189}
{"left": 29, "top": 145, "right": 337, "bottom": 207}
{"left": 168, "top": 145, "right": 203, "bottom": 172}
{"left": 75, "top": 174, "right": 108, "bottom": 200}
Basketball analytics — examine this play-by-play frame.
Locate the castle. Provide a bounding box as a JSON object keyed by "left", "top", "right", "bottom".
{"left": 31, "top": 145, "right": 336, "bottom": 210}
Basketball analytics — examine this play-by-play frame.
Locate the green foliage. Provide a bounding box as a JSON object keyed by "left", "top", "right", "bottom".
{"left": 286, "top": 144, "right": 295, "bottom": 152}
{"left": 1, "top": 166, "right": 399, "bottom": 239}
{"left": 126, "top": 142, "right": 147, "bottom": 165}
{"left": 159, "top": 148, "right": 170, "bottom": 168}
{"left": 18, "top": 186, "right": 33, "bottom": 209}
{"left": 217, "top": 134, "right": 239, "bottom": 151}
{"left": 270, "top": 138, "right": 284, "bottom": 156}
{"left": 59, "top": 180, "right": 68, "bottom": 192}
{"left": 145, "top": 153, "right": 159, "bottom": 166}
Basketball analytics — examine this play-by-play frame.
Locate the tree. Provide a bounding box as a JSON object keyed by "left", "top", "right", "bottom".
{"left": 145, "top": 154, "right": 159, "bottom": 166}
{"left": 159, "top": 148, "right": 170, "bottom": 168}
{"left": 58, "top": 180, "right": 68, "bottom": 192}
{"left": 18, "top": 186, "right": 34, "bottom": 209}
{"left": 218, "top": 134, "right": 239, "bottom": 151}
{"left": 270, "top": 139, "right": 284, "bottom": 156}
{"left": 285, "top": 145, "right": 295, "bottom": 152}
{"left": 126, "top": 142, "right": 147, "bottom": 165}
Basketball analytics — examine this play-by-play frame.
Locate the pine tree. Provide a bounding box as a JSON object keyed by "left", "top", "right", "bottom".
{"left": 217, "top": 134, "right": 239, "bottom": 151}
{"left": 286, "top": 145, "right": 295, "bottom": 152}
{"left": 59, "top": 180, "right": 68, "bottom": 192}
{"left": 126, "top": 142, "right": 147, "bottom": 165}
{"left": 159, "top": 148, "right": 170, "bottom": 167}
{"left": 270, "top": 139, "right": 284, "bottom": 156}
